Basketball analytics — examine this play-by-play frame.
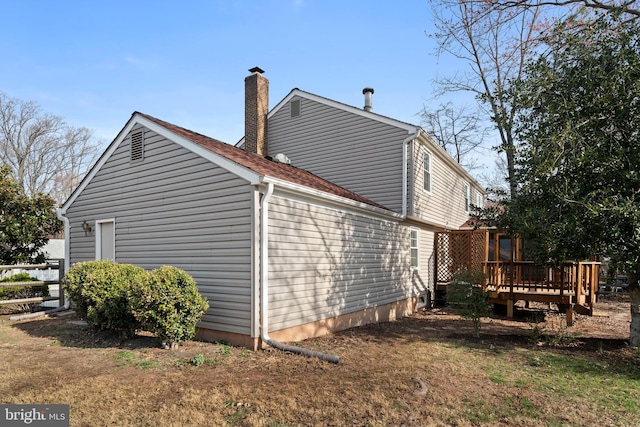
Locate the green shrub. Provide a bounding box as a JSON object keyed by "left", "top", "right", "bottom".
{"left": 0, "top": 272, "right": 48, "bottom": 300}
{"left": 0, "top": 272, "right": 36, "bottom": 283}
{"left": 63, "top": 260, "right": 147, "bottom": 337}
{"left": 446, "top": 270, "right": 492, "bottom": 337}
{"left": 129, "top": 266, "right": 209, "bottom": 349}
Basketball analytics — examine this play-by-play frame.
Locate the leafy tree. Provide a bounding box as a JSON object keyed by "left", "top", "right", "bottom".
{"left": 0, "top": 165, "right": 62, "bottom": 264}
{"left": 492, "top": 13, "right": 640, "bottom": 345}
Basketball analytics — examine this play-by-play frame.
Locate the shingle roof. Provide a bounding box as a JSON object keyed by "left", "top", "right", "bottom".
{"left": 137, "top": 112, "right": 389, "bottom": 211}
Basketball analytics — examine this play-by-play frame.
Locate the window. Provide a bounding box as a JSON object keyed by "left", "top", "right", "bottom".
{"left": 290, "top": 99, "right": 301, "bottom": 118}
{"left": 464, "top": 183, "right": 470, "bottom": 212}
{"left": 130, "top": 130, "right": 144, "bottom": 162}
{"left": 423, "top": 152, "right": 431, "bottom": 192}
{"left": 475, "top": 191, "right": 484, "bottom": 209}
{"left": 410, "top": 228, "right": 419, "bottom": 269}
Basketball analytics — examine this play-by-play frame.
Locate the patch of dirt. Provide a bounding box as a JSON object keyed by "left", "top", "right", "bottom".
{"left": 0, "top": 294, "right": 637, "bottom": 427}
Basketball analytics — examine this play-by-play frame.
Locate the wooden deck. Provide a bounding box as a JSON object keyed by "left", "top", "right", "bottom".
{"left": 435, "top": 231, "right": 600, "bottom": 325}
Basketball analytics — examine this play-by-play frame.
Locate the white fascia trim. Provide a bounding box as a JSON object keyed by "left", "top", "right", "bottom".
{"left": 260, "top": 176, "right": 403, "bottom": 221}
{"left": 135, "top": 115, "right": 261, "bottom": 184}
{"left": 270, "top": 89, "right": 418, "bottom": 133}
{"left": 62, "top": 113, "right": 262, "bottom": 211}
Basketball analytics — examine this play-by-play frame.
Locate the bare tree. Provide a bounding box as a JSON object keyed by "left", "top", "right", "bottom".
{"left": 420, "top": 102, "right": 487, "bottom": 171}
{"left": 482, "top": 0, "right": 640, "bottom": 19}
{"left": 0, "top": 92, "right": 100, "bottom": 205}
{"left": 427, "top": 0, "right": 546, "bottom": 198}
{"left": 478, "top": 155, "right": 511, "bottom": 199}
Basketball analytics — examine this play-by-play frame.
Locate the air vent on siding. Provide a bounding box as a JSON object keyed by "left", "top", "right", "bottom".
{"left": 290, "top": 99, "right": 301, "bottom": 118}
{"left": 130, "top": 130, "right": 145, "bottom": 162}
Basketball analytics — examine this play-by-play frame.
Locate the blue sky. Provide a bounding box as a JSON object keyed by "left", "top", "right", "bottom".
{"left": 1, "top": 0, "right": 496, "bottom": 174}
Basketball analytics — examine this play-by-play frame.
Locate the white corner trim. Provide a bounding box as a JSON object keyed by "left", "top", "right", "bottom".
{"left": 402, "top": 129, "right": 420, "bottom": 217}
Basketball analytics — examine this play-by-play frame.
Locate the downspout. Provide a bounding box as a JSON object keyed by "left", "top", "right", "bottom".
{"left": 55, "top": 208, "right": 70, "bottom": 310}
{"left": 259, "top": 182, "right": 340, "bottom": 363}
{"left": 403, "top": 128, "right": 420, "bottom": 218}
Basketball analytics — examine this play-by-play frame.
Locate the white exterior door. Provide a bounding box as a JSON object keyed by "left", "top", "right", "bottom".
{"left": 96, "top": 219, "right": 115, "bottom": 260}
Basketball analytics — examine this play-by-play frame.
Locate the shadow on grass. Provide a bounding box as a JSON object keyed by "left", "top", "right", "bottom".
{"left": 9, "top": 312, "right": 162, "bottom": 350}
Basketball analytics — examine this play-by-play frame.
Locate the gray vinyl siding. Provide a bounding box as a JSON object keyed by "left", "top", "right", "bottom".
{"left": 411, "top": 141, "right": 473, "bottom": 229}
{"left": 65, "top": 124, "right": 254, "bottom": 335}
{"left": 267, "top": 195, "right": 411, "bottom": 331}
{"left": 268, "top": 96, "right": 408, "bottom": 212}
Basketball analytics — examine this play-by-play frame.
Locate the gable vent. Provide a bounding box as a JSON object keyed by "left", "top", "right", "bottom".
{"left": 130, "top": 130, "right": 145, "bottom": 162}
{"left": 290, "top": 99, "right": 301, "bottom": 118}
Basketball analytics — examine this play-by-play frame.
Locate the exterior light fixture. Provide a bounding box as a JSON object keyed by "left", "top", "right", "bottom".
{"left": 82, "top": 220, "right": 92, "bottom": 236}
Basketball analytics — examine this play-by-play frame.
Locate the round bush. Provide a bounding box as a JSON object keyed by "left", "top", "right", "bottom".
{"left": 63, "top": 260, "right": 147, "bottom": 337}
{"left": 129, "top": 266, "right": 209, "bottom": 349}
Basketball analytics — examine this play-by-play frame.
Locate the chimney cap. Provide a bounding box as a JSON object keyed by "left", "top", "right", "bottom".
{"left": 249, "top": 66, "right": 265, "bottom": 74}
{"left": 362, "top": 87, "right": 374, "bottom": 94}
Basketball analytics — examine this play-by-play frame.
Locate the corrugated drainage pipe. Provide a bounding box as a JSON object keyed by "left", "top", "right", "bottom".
{"left": 259, "top": 182, "right": 340, "bottom": 363}
{"left": 262, "top": 337, "right": 340, "bottom": 363}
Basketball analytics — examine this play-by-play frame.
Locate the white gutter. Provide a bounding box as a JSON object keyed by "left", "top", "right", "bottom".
{"left": 258, "top": 182, "right": 339, "bottom": 363}
{"left": 260, "top": 176, "right": 403, "bottom": 221}
{"left": 55, "top": 208, "right": 71, "bottom": 310}
{"left": 402, "top": 128, "right": 420, "bottom": 218}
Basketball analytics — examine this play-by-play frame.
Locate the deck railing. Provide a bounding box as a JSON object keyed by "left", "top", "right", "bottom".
{"left": 483, "top": 260, "right": 600, "bottom": 300}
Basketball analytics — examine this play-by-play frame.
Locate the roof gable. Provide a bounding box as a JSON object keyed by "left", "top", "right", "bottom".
{"left": 271, "top": 89, "right": 419, "bottom": 133}
{"left": 140, "top": 113, "right": 389, "bottom": 210}
{"left": 235, "top": 88, "right": 418, "bottom": 148}
{"left": 62, "top": 112, "right": 389, "bottom": 213}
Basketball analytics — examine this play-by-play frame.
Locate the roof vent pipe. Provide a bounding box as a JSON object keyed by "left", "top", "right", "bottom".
{"left": 362, "top": 87, "right": 374, "bottom": 112}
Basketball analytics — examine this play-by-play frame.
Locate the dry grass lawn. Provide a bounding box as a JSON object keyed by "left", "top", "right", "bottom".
{"left": 1, "top": 294, "right": 639, "bottom": 426}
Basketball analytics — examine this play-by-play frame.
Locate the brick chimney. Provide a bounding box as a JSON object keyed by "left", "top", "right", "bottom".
{"left": 245, "top": 67, "right": 268, "bottom": 156}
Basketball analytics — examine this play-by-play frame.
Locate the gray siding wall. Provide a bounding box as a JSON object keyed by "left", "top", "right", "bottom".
{"left": 411, "top": 140, "right": 481, "bottom": 229}
{"left": 267, "top": 194, "right": 412, "bottom": 331}
{"left": 268, "top": 96, "right": 408, "bottom": 212}
{"left": 66, "top": 125, "right": 255, "bottom": 335}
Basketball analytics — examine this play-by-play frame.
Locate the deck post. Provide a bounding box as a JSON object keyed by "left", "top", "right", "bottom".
{"left": 507, "top": 299, "right": 514, "bottom": 319}
{"left": 566, "top": 304, "right": 573, "bottom": 326}
{"left": 576, "top": 262, "right": 583, "bottom": 305}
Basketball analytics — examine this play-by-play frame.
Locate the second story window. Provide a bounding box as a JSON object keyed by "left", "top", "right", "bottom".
{"left": 423, "top": 152, "right": 432, "bottom": 193}
{"left": 464, "top": 183, "right": 470, "bottom": 212}
{"left": 475, "top": 191, "right": 484, "bottom": 209}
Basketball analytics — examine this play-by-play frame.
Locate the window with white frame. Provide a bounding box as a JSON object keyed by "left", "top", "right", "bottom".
{"left": 410, "top": 228, "right": 419, "bottom": 269}
{"left": 475, "top": 191, "right": 484, "bottom": 209}
{"left": 464, "top": 183, "right": 470, "bottom": 212}
{"left": 423, "top": 152, "right": 432, "bottom": 192}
